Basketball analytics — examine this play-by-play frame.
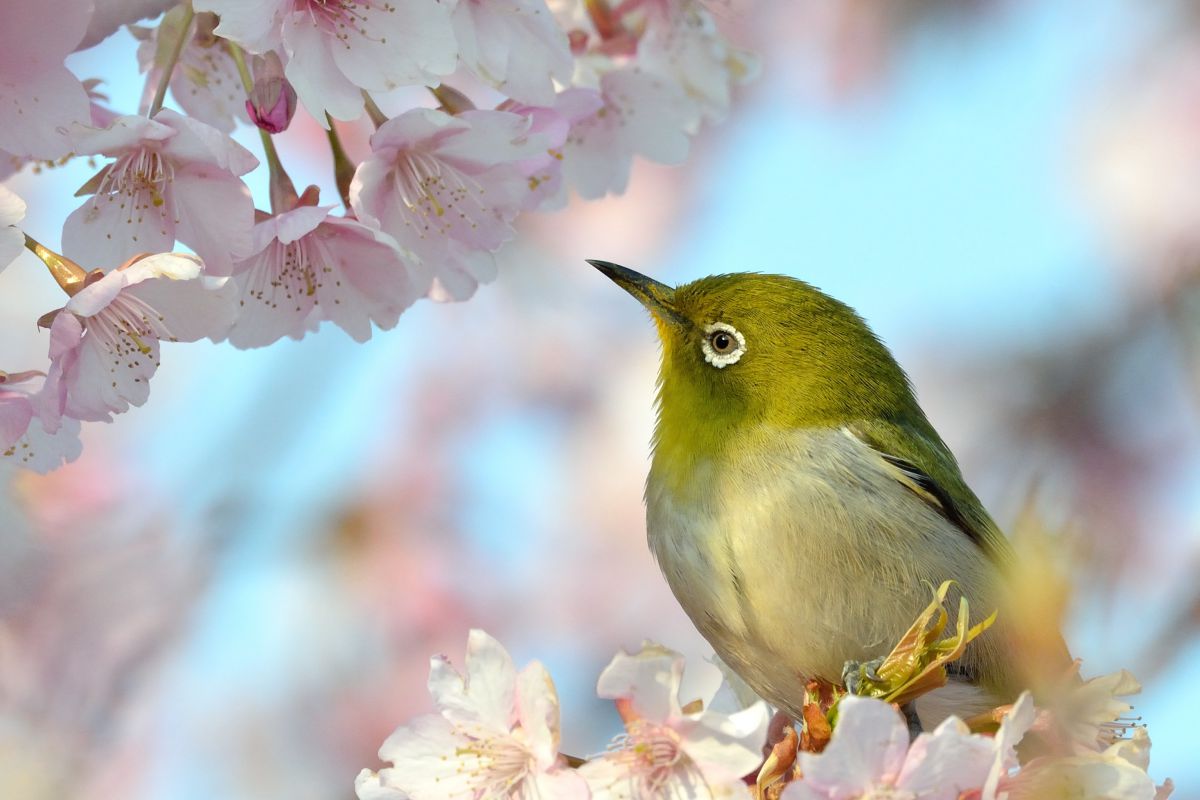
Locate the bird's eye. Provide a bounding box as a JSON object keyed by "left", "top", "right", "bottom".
{"left": 701, "top": 322, "right": 746, "bottom": 368}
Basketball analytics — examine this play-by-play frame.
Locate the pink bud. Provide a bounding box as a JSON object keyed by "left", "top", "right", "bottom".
{"left": 246, "top": 52, "right": 297, "bottom": 134}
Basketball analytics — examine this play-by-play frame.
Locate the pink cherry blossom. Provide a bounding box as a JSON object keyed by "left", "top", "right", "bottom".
{"left": 578, "top": 642, "right": 770, "bottom": 798}
{"left": 452, "top": 0, "right": 574, "bottom": 105}
{"left": 63, "top": 109, "right": 257, "bottom": 273}
{"left": 0, "top": 371, "right": 82, "bottom": 473}
{"left": 225, "top": 202, "right": 429, "bottom": 347}
{"left": 133, "top": 9, "right": 249, "bottom": 134}
{"left": 0, "top": 0, "right": 93, "bottom": 160}
{"left": 350, "top": 107, "right": 552, "bottom": 300}
{"left": 197, "top": 0, "right": 458, "bottom": 122}
{"left": 504, "top": 90, "right": 604, "bottom": 211}
{"left": 562, "top": 66, "right": 695, "bottom": 199}
{"left": 355, "top": 629, "right": 589, "bottom": 800}
{"left": 0, "top": 185, "right": 26, "bottom": 274}
{"left": 638, "top": 1, "right": 760, "bottom": 126}
{"left": 783, "top": 694, "right": 1035, "bottom": 800}
{"left": 42, "top": 253, "right": 237, "bottom": 423}
{"left": 995, "top": 732, "right": 1164, "bottom": 800}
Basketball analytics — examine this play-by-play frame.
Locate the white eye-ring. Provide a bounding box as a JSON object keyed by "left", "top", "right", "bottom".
{"left": 701, "top": 322, "right": 746, "bottom": 368}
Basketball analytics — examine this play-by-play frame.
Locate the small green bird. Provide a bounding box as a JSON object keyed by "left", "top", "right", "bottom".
{"left": 589, "top": 260, "right": 1056, "bottom": 728}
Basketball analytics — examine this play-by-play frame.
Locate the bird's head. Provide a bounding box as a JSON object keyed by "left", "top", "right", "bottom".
{"left": 589, "top": 260, "right": 921, "bottom": 453}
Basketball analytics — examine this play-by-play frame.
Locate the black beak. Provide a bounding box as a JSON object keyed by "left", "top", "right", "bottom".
{"left": 587, "top": 260, "right": 689, "bottom": 329}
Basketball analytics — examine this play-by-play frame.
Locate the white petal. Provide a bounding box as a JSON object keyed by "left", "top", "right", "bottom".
{"left": 895, "top": 717, "right": 995, "bottom": 800}
{"left": 282, "top": 11, "right": 370, "bottom": 122}
{"left": 596, "top": 642, "right": 686, "bottom": 724}
{"left": 795, "top": 696, "right": 909, "bottom": 796}
{"left": 170, "top": 165, "right": 256, "bottom": 276}
{"left": 679, "top": 701, "right": 771, "bottom": 783}
{"left": 515, "top": 661, "right": 561, "bottom": 765}
{"left": 463, "top": 628, "right": 518, "bottom": 732}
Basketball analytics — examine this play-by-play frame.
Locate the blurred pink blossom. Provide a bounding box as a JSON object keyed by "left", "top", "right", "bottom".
{"left": 0, "top": 0, "right": 93, "bottom": 160}
{"left": 0, "top": 371, "right": 81, "bottom": 472}
{"left": 226, "top": 202, "right": 428, "bottom": 347}
{"left": 452, "top": 0, "right": 575, "bottom": 105}
{"left": 63, "top": 110, "right": 257, "bottom": 272}
{"left": 579, "top": 642, "right": 770, "bottom": 797}
{"left": 351, "top": 107, "right": 551, "bottom": 300}
{"left": 505, "top": 90, "right": 604, "bottom": 210}
{"left": 198, "top": 0, "right": 458, "bottom": 122}
{"left": 561, "top": 66, "right": 693, "bottom": 198}
{"left": 41, "top": 253, "right": 237, "bottom": 423}
{"left": 0, "top": 185, "right": 25, "bottom": 274}
{"left": 133, "top": 9, "right": 249, "bottom": 134}
{"left": 356, "top": 629, "right": 588, "bottom": 800}
{"left": 77, "top": 0, "right": 176, "bottom": 50}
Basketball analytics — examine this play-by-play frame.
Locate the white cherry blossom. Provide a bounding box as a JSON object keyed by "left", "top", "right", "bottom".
{"left": 356, "top": 629, "right": 588, "bottom": 799}
{"left": 41, "top": 253, "right": 237, "bottom": 423}
{"left": 452, "top": 0, "right": 574, "bottom": 105}
{"left": 351, "top": 107, "right": 552, "bottom": 300}
{"left": 579, "top": 642, "right": 770, "bottom": 798}
{"left": 63, "top": 110, "right": 258, "bottom": 273}
{"left": 198, "top": 0, "right": 459, "bottom": 122}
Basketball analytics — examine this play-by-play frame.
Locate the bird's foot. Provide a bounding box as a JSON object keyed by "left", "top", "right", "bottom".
{"left": 840, "top": 656, "right": 885, "bottom": 695}
{"left": 900, "top": 701, "right": 923, "bottom": 741}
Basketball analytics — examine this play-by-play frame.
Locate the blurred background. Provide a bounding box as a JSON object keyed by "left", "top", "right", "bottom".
{"left": 2, "top": 0, "right": 1199, "bottom": 796}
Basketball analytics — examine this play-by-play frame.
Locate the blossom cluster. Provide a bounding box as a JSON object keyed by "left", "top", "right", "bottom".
{"left": 0, "top": 0, "right": 757, "bottom": 472}
{"left": 357, "top": 630, "right": 1173, "bottom": 800}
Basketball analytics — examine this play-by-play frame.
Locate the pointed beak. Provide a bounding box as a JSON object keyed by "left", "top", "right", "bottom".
{"left": 587, "top": 259, "right": 689, "bottom": 329}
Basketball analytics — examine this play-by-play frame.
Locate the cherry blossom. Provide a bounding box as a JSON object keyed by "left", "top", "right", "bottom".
{"left": 504, "top": 89, "right": 604, "bottom": 210}
{"left": 133, "top": 9, "right": 249, "bottom": 134}
{"left": 41, "top": 253, "right": 237, "bottom": 423}
{"left": 0, "top": 185, "right": 26, "bottom": 274}
{"left": 995, "top": 731, "right": 1165, "bottom": 800}
{"left": 350, "top": 107, "right": 552, "bottom": 300}
{"left": 225, "top": 201, "right": 429, "bottom": 347}
{"left": 452, "top": 0, "right": 574, "bottom": 105}
{"left": 63, "top": 110, "right": 257, "bottom": 273}
{"left": 0, "top": 371, "right": 82, "bottom": 473}
{"left": 782, "top": 694, "right": 1035, "bottom": 800}
{"left": 355, "top": 628, "right": 588, "bottom": 800}
{"left": 561, "top": 66, "right": 695, "bottom": 199}
{"left": 578, "top": 642, "right": 770, "bottom": 798}
{"left": 638, "top": 1, "right": 759, "bottom": 126}
{"left": 0, "top": 0, "right": 93, "bottom": 160}
{"left": 197, "top": 0, "right": 458, "bottom": 122}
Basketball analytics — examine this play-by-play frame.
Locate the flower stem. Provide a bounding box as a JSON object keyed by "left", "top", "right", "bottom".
{"left": 362, "top": 93, "right": 389, "bottom": 128}
{"left": 147, "top": 4, "right": 196, "bottom": 117}
{"left": 324, "top": 115, "right": 356, "bottom": 211}
{"left": 24, "top": 234, "right": 89, "bottom": 295}
{"left": 228, "top": 41, "right": 297, "bottom": 213}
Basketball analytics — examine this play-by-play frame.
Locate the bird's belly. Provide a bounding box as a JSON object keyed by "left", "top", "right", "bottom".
{"left": 645, "top": 427, "right": 1003, "bottom": 718}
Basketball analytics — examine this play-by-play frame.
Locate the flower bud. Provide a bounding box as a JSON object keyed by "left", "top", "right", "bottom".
{"left": 246, "top": 52, "right": 297, "bottom": 134}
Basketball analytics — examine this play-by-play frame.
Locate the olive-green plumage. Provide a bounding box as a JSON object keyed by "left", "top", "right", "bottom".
{"left": 590, "top": 261, "right": 1053, "bottom": 726}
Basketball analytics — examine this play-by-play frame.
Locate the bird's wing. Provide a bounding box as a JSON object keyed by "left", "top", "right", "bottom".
{"left": 847, "top": 420, "right": 1016, "bottom": 568}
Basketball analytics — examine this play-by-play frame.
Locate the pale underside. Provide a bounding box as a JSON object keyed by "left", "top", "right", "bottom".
{"left": 645, "top": 426, "right": 1012, "bottom": 725}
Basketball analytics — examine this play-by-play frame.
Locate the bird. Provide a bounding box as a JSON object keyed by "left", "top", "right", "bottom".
{"left": 588, "top": 259, "right": 1066, "bottom": 730}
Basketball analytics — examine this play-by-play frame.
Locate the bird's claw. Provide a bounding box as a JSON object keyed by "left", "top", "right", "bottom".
{"left": 841, "top": 656, "right": 886, "bottom": 695}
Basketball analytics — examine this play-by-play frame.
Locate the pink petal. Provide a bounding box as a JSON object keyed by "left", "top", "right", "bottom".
{"left": 324, "top": 0, "right": 457, "bottom": 91}
{"left": 595, "top": 643, "right": 686, "bottom": 724}
{"left": 170, "top": 164, "right": 255, "bottom": 275}
{"left": 281, "top": 11, "right": 370, "bottom": 122}
{"left": 895, "top": 718, "right": 995, "bottom": 800}
{"left": 78, "top": 0, "right": 175, "bottom": 50}
{"left": 1, "top": 415, "right": 82, "bottom": 473}
{"left": 68, "top": 114, "right": 174, "bottom": 156}
{"left": 462, "top": 628, "right": 518, "bottom": 733}
{"left": 0, "top": 390, "right": 34, "bottom": 449}
{"left": 515, "top": 661, "right": 561, "bottom": 765}
{"left": 678, "top": 701, "right": 771, "bottom": 783}
{"left": 156, "top": 109, "right": 258, "bottom": 175}
{"left": 126, "top": 274, "right": 238, "bottom": 343}
{"left": 195, "top": 0, "right": 287, "bottom": 53}
{"left": 793, "top": 696, "right": 910, "bottom": 799}
{"left": 0, "top": 0, "right": 92, "bottom": 57}
{"left": 0, "top": 66, "right": 92, "bottom": 160}
{"left": 0, "top": 185, "right": 25, "bottom": 273}
{"left": 529, "top": 767, "right": 592, "bottom": 800}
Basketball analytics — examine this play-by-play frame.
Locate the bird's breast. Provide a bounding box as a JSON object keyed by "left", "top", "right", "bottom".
{"left": 644, "top": 425, "right": 1004, "bottom": 714}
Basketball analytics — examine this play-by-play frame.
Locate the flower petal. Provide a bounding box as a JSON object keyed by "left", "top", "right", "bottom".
{"left": 596, "top": 642, "right": 686, "bottom": 724}
{"left": 793, "top": 696, "right": 909, "bottom": 798}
